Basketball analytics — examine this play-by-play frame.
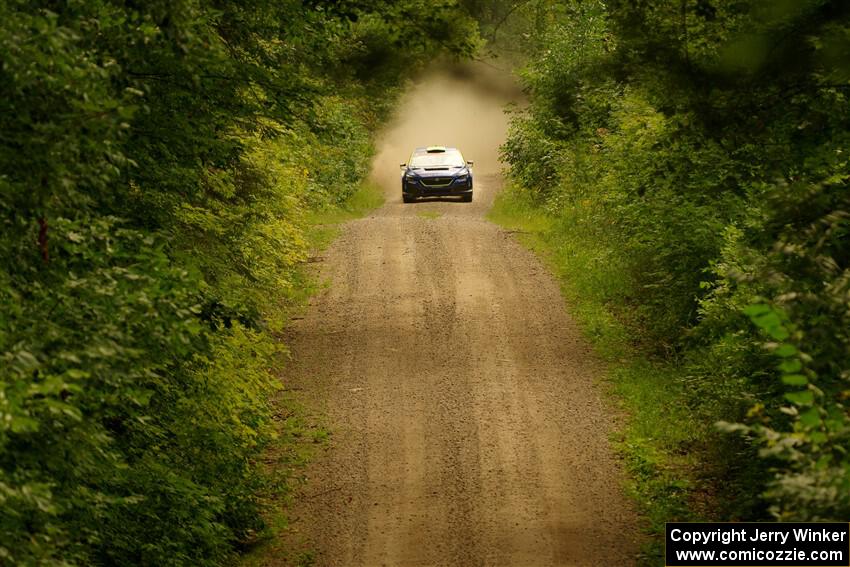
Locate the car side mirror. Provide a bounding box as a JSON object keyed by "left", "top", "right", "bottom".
{"left": 400, "top": 163, "right": 407, "bottom": 168}
{"left": 467, "top": 160, "right": 474, "bottom": 167}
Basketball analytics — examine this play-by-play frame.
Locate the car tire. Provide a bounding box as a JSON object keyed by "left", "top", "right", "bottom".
{"left": 403, "top": 194, "right": 415, "bottom": 203}
{"left": 462, "top": 192, "right": 473, "bottom": 202}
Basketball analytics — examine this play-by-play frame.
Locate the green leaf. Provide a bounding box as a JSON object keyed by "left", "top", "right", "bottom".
{"left": 784, "top": 390, "right": 814, "bottom": 405}
{"left": 774, "top": 344, "right": 797, "bottom": 357}
{"left": 745, "top": 304, "right": 791, "bottom": 340}
{"left": 781, "top": 374, "right": 808, "bottom": 386}
{"left": 799, "top": 408, "right": 821, "bottom": 428}
{"left": 9, "top": 415, "right": 40, "bottom": 433}
{"left": 743, "top": 304, "right": 771, "bottom": 317}
{"left": 757, "top": 314, "right": 789, "bottom": 340}
{"left": 815, "top": 454, "right": 833, "bottom": 469}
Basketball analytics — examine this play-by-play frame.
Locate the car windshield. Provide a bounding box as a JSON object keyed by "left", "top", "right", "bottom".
{"left": 410, "top": 150, "right": 464, "bottom": 168}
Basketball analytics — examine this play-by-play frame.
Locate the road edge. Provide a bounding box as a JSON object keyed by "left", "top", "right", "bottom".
{"left": 487, "top": 182, "right": 699, "bottom": 565}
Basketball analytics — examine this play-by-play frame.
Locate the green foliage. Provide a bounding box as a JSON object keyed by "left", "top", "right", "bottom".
{"left": 714, "top": 176, "right": 850, "bottom": 521}
{"left": 500, "top": 0, "right": 850, "bottom": 541}
{"left": 0, "top": 0, "right": 479, "bottom": 564}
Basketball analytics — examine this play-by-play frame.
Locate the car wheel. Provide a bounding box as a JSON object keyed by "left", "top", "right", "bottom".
{"left": 403, "top": 194, "right": 415, "bottom": 203}
{"left": 462, "top": 192, "right": 473, "bottom": 202}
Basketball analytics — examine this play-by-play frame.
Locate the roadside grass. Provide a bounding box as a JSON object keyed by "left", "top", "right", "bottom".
{"left": 239, "top": 396, "right": 324, "bottom": 567}
{"left": 239, "top": 180, "right": 384, "bottom": 566}
{"left": 488, "top": 184, "right": 704, "bottom": 564}
{"left": 304, "top": 180, "right": 385, "bottom": 247}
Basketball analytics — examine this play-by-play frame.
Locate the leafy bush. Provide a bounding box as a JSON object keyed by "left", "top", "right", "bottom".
{"left": 501, "top": 0, "right": 850, "bottom": 525}
{"left": 0, "top": 0, "right": 478, "bottom": 564}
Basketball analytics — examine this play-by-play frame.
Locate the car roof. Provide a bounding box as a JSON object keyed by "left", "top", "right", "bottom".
{"left": 413, "top": 146, "right": 458, "bottom": 154}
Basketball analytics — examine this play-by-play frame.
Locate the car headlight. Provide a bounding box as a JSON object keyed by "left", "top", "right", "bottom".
{"left": 456, "top": 175, "right": 468, "bottom": 182}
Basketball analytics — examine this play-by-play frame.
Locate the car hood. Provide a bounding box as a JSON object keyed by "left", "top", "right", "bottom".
{"left": 407, "top": 167, "right": 469, "bottom": 177}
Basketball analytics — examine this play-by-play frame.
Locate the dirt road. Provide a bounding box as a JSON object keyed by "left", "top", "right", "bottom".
{"left": 278, "top": 64, "right": 639, "bottom": 566}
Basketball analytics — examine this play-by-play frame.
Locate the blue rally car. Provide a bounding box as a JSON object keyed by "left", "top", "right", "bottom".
{"left": 400, "top": 146, "right": 473, "bottom": 203}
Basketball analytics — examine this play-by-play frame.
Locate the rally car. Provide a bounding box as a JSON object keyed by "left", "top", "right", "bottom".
{"left": 400, "top": 146, "right": 473, "bottom": 203}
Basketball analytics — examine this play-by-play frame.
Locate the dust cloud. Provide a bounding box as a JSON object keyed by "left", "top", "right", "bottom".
{"left": 370, "top": 61, "right": 524, "bottom": 194}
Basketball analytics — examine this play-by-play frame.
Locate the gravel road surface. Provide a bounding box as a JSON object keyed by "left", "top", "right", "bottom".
{"left": 273, "top": 64, "right": 639, "bottom": 567}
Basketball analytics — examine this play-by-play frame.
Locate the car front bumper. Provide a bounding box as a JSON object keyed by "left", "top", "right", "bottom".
{"left": 403, "top": 178, "right": 472, "bottom": 197}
